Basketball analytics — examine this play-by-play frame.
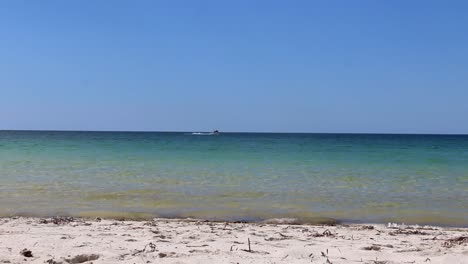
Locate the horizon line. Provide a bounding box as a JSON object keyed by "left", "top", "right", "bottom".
{"left": 0, "top": 129, "right": 467, "bottom": 136}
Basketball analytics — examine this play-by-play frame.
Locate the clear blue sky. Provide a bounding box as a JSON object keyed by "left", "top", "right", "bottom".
{"left": 1, "top": 0, "right": 467, "bottom": 133}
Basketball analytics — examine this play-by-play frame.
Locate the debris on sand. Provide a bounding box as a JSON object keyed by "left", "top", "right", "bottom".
{"left": 46, "top": 259, "right": 64, "bottom": 264}
{"left": 361, "top": 245, "right": 381, "bottom": 251}
{"left": 20, "top": 248, "right": 33, "bottom": 257}
{"left": 65, "top": 254, "right": 99, "bottom": 264}
{"left": 389, "top": 229, "right": 429, "bottom": 236}
{"left": 443, "top": 236, "right": 468, "bottom": 248}
{"left": 40, "top": 217, "right": 75, "bottom": 225}
{"left": 309, "top": 229, "right": 334, "bottom": 237}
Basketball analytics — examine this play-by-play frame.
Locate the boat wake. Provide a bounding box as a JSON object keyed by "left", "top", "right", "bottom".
{"left": 191, "top": 130, "right": 220, "bottom": 136}
{"left": 191, "top": 132, "right": 215, "bottom": 136}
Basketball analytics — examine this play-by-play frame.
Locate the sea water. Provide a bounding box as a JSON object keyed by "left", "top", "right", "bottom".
{"left": 0, "top": 131, "right": 467, "bottom": 226}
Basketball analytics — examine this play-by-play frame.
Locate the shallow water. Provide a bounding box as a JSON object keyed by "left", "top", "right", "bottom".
{"left": 0, "top": 131, "right": 467, "bottom": 226}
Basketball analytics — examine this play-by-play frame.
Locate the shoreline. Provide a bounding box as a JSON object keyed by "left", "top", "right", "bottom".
{"left": 2, "top": 212, "right": 467, "bottom": 228}
{"left": 1, "top": 217, "right": 467, "bottom": 263}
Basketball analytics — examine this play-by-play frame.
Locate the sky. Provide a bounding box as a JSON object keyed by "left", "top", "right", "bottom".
{"left": 1, "top": 1, "right": 467, "bottom": 133}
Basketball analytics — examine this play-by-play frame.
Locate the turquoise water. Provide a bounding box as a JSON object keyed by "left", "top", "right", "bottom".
{"left": 0, "top": 131, "right": 467, "bottom": 226}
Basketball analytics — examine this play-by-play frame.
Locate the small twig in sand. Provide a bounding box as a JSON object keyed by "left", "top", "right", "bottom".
{"left": 278, "top": 232, "right": 292, "bottom": 238}
{"left": 186, "top": 244, "right": 208, "bottom": 248}
{"left": 241, "top": 237, "right": 260, "bottom": 254}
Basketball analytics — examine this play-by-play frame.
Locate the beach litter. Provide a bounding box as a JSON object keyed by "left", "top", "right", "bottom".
{"left": 19, "top": 248, "right": 33, "bottom": 258}
{"left": 442, "top": 236, "right": 468, "bottom": 248}
{"left": 64, "top": 254, "right": 99, "bottom": 264}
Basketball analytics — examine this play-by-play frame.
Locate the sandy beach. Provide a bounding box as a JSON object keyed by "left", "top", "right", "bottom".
{"left": 0, "top": 217, "right": 467, "bottom": 264}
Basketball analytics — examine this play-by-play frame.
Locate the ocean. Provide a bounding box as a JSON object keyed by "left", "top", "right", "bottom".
{"left": 0, "top": 131, "right": 467, "bottom": 226}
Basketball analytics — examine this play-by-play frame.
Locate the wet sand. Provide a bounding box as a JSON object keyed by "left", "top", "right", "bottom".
{"left": 0, "top": 217, "right": 467, "bottom": 264}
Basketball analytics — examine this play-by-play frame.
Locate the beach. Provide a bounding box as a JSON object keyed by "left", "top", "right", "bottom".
{"left": 1, "top": 217, "right": 467, "bottom": 264}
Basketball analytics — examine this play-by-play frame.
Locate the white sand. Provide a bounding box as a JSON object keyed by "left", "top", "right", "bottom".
{"left": 0, "top": 217, "right": 467, "bottom": 264}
